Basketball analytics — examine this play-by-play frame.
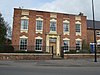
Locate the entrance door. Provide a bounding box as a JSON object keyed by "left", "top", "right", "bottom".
{"left": 50, "top": 42, "right": 56, "bottom": 55}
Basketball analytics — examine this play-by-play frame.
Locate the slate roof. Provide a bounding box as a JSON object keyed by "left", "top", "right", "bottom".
{"left": 87, "top": 20, "right": 100, "bottom": 30}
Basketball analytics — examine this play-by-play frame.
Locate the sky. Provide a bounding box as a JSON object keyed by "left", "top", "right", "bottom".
{"left": 0, "top": 0, "right": 100, "bottom": 28}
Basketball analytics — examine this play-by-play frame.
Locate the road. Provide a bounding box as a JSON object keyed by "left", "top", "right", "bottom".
{"left": 0, "top": 66, "right": 100, "bottom": 75}
{"left": 0, "top": 59, "right": 100, "bottom": 75}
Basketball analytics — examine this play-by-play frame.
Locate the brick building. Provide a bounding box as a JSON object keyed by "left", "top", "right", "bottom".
{"left": 12, "top": 8, "right": 87, "bottom": 56}
{"left": 87, "top": 20, "right": 100, "bottom": 49}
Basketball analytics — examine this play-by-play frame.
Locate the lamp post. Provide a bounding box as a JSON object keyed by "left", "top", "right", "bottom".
{"left": 92, "top": 0, "right": 97, "bottom": 62}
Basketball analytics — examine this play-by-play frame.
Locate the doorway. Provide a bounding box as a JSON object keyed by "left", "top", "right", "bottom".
{"left": 50, "top": 42, "right": 56, "bottom": 55}
{"left": 49, "top": 38, "right": 57, "bottom": 55}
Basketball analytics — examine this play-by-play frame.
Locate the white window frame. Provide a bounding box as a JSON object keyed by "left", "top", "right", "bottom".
{"left": 36, "top": 20, "right": 43, "bottom": 30}
{"left": 75, "top": 21, "right": 81, "bottom": 36}
{"left": 76, "top": 39, "right": 82, "bottom": 51}
{"left": 36, "top": 17, "right": 43, "bottom": 34}
{"left": 63, "top": 20, "right": 70, "bottom": 35}
{"left": 63, "top": 23, "right": 69, "bottom": 32}
{"left": 63, "top": 38, "right": 70, "bottom": 52}
{"left": 63, "top": 40, "right": 70, "bottom": 52}
{"left": 50, "top": 19, "right": 57, "bottom": 32}
{"left": 97, "top": 40, "right": 100, "bottom": 49}
{"left": 96, "top": 31, "right": 100, "bottom": 37}
{"left": 76, "top": 24, "right": 81, "bottom": 33}
{"left": 35, "top": 37, "right": 43, "bottom": 51}
{"left": 21, "top": 19, "right": 28, "bottom": 30}
{"left": 19, "top": 38, "right": 28, "bottom": 51}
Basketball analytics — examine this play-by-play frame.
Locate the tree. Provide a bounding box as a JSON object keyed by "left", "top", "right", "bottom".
{"left": 82, "top": 39, "right": 90, "bottom": 53}
{"left": 82, "top": 39, "right": 88, "bottom": 49}
{"left": 0, "top": 13, "right": 8, "bottom": 44}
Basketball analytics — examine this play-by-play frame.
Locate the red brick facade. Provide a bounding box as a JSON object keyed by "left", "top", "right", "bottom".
{"left": 87, "top": 29, "right": 100, "bottom": 45}
{"left": 12, "top": 8, "right": 87, "bottom": 55}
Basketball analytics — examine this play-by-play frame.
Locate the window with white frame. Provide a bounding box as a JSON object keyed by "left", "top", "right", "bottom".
{"left": 63, "top": 40, "right": 69, "bottom": 52}
{"left": 36, "top": 20, "right": 43, "bottom": 30}
{"left": 63, "top": 23, "right": 69, "bottom": 32}
{"left": 21, "top": 19, "right": 28, "bottom": 30}
{"left": 76, "top": 24, "right": 81, "bottom": 33}
{"left": 96, "top": 31, "right": 100, "bottom": 36}
{"left": 97, "top": 41, "right": 100, "bottom": 49}
{"left": 50, "top": 21, "right": 56, "bottom": 31}
{"left": 35, "top": 39, "right": 42, "bottom": 51}
{"left": 20, "top": 38, "right": 27, "bottom": 50}
{"left": 76, "top": 40, "right": 81, "bottom": 50}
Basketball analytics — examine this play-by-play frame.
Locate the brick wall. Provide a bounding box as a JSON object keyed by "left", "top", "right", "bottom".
{"left": 12, "top": 8, "right": 87, "bottom": 51}
{"left": 12, "top": 9, "right": 22, "bottom": 50}
{"left": 0, "top": 53, "right": 52, "bottom": 60}
{"left": 64, "top": 54, "right": 100, "bottom": 59}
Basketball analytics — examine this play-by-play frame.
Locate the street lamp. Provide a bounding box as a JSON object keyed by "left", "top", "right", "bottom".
{"left": 92, "top": 0, "right": 97, "bottom": 62}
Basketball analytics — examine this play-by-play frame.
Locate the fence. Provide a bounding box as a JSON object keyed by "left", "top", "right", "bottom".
{"left": 0, "top": 45, "right": 100, "bottom": 54}
{"left": 12, "top": 45, "right": 53, "bottom": 53}
{"left": 61, "top": 46, "right": 100, "bottom": 54}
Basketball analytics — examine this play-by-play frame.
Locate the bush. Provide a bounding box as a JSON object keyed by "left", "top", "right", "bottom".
{"left": 14, "top": 50, "right": 44, "bottom": 53}
{"left": 79, "top": 49, "right": 91, "bottom": 53}
{"left": 65, "top": 50, "right": 76, "bottom": 54}
{"left": 0, "top": 45, "right": 14, "bottom": 53}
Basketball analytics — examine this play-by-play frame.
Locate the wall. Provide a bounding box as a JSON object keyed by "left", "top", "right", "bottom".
{"left": 0, "top": 53, "right": 52, "bottom": 60}
{"left": 64, "top": 54, "right": 100, "bottom": 59}
{"left": 12, "top": 8, "right": 87, "bottom": 52}
{"left": 0, "top": 53, "right": 100, "bottom": 60}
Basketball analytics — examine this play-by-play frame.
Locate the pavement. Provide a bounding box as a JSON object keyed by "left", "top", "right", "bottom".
{"left": 0, "top": 58, "right": 100, "bottom": 67}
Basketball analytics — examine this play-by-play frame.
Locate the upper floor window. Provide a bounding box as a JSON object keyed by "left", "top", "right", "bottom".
{"left": 76, "top": 24, "right": 81, "bottom": 33}
{"left": 97, "top": 41, "right": 100, "bottom": 49}
{"left": 21, "top": 19, "right": 28, "bottom": 30}
{"left": 63, "top": 23, "right": 69, "bottom": 32}
{"left": 36, "top": 20, "right": 43, "bottom": 30}
{"left": 97, "top": 31, "right": 100, "bottom": 36}
{"left": 50, "top": 21, "right": 56, "bottom": 31}
{"left": 20, "top": 38, "right": 27, "bottom": 50}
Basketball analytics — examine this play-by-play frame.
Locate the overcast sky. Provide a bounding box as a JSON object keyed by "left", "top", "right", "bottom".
{"left": 0, "top": 0, "right": 99, "bottom": 27}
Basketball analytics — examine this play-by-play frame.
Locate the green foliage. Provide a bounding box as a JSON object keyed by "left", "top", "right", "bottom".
{"left": 14, "top": 51, "right": 44, "bottom": 53}
{"left": 0, "top": 13, "right": 7, "bottom": 44}
{"left": 0, "top": 45, "right": 14, "bottom": 53}
{"left": 82, "top": 39, "right": 90, "bottom": 53}
{"left": 82, "top": 39, "right": 89, "bottom": 50}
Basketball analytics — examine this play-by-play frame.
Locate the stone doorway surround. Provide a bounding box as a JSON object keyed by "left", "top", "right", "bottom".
{"left": 46, "top": 34, "right": 60, "bottom": 56}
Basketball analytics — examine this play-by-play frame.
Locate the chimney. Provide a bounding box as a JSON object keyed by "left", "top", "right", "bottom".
{"left": 79, "top": 12, "right": 84, "bottom": 16}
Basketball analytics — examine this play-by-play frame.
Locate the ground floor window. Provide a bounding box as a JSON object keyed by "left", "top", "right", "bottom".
{"left": 20, "top": 38, "right": 27, "bottom": 50}
{"left": 97, "top": 41, "right": 100, "bottom": 50}
{"left": 63, "top": 40, "right": 69, "bottom": 52}
{"left": 76, "top": 40, "right": 81, "bottom": 51}
{"left": 35, "top": 39, "right": 42, "bottom": 51}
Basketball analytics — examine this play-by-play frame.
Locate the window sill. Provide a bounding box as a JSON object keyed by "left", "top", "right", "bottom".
{"left": 21, "top": 29, "right": 28, "bottom": 33}
{"left": 97, "top": 35, "right": 100, "bottom": 37}
{"left": 35, "top": 50, "right": 42, "bottom": 51}
{"left": 76, "top": 32, "right": 81, "bottom": 36}
{"left": 63, "top": 32, "right": 69, "bottom": 35}
{"left": 49, "top": 31, "right": 57, "bottom": 34}
{"left": 36, "top": 30, "right": 43, "bottom": 34}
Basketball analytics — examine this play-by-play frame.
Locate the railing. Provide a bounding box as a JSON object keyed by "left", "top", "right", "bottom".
{"left": 61, "top": 46, "right": 100, "bottom": 54}
{"left": 0, "top": 45, "right": 100, "bottom": 54}
{"left": 12, "top": 45, "right": 52, "bottom": 53}
{"left": 0, "top": 45, "right": 53, "bottom": 53}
